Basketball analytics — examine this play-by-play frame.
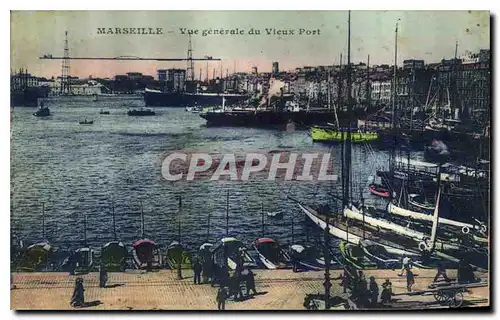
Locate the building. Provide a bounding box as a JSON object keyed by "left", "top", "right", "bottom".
{"left": 11, "top": 71, "right": 39, "bottom": 90}
{"left": 126, "top": 72, "right": 143, "bottom": 80}
{"left": 157, "top": 69, "right": 186, "bottom": 92}
{"left": 251, "top": 66, "right": 258, "bottom": 75}
{"left": 371, "top": 80, "right": 392, "bottom": 104}
{"left": 403, "top": 59, "right": 425, "bottom": 70}
{"left": 272, "top": 62, "right": 279, "bottom": 74}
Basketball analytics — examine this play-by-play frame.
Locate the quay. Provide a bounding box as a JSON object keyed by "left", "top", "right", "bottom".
{"left": 11, "top": 268, "right": 489, "bottom": 310}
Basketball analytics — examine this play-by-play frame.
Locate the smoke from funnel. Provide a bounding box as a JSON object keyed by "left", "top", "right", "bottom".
{"left": 267, "top": 79, "right": 286, "bottom": 100}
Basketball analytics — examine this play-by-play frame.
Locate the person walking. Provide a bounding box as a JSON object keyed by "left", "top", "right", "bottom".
{"left": 369, "top": 276, "right": 379, "bottom": 307}
{"left": 406, "top": 268, "right": 415, "bottom": 292}
{"left": 433, "top": 262, "right": 452, "bottom": 283}
{"left": 193, "top": 259, "right": 202, "bottom": 285}
{"left": 380, "top": 279, "right": 393, "bottom": 304}
{"left": 216, "top": 286, "right": 227, "bottom": 310}
{"left": 246, "top": 269, "right": 257, "bottom": 296}
{"left": 70, "top": 277, "right": 85, "bottom": 307}
{"left": 398, "top": 256, "right": 412, "bottom": 276}
{"left": 99, "top": 264, "right": 108, "bottom": 288}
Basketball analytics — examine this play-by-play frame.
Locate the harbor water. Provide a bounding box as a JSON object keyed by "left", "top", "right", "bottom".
{"left": 12, "top": 97, "right": 420, "bottom": 255}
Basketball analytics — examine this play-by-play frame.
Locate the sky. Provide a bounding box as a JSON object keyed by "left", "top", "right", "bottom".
{"left": 11, "top": 10, "right": 490, "bottom": 79}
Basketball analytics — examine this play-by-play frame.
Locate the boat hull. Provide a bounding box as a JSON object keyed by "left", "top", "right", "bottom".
{"left": 311, "top": 127, "right": 378, "bottom": 143}
{"left": 144, "top": 90, "right": 249, "bottom": 107}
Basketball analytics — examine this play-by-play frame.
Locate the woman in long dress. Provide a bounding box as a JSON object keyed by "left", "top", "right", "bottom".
{"left": 70, "top": 277, "right": 85, "bottom": 307}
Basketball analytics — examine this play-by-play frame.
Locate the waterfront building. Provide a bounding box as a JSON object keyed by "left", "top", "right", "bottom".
{"left": 272, "top": 62, "right": 279, "bottom": 75}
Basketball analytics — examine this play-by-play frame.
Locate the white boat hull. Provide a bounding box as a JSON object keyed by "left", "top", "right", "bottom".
{"left": 299, "top": 203, "right": 421, "bottom": 257}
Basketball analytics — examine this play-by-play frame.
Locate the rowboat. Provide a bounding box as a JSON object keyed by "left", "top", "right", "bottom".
{"left": 73, "top": 247, "right": 95, "bottom": 274}
{"left": 253, "top": 238, "right": 290, "bottom": 269}
{"left": 212, "top": 237, "right": 256, "bottom": 270}
{"left": 166, "top": 241, "right": 192, "bottom": 269}
{"left": 408, "top": 194, "right": 435, "bottom": 211}
{"left": 368, "top": 183, "right": 392, "bottom": 199}
{"left": 289, "top": 244, "right": 324, "bottom": 271}
{"left": 338, "top": 240, "right": 378, "bottom": 270}
{"left": 101, "top": 241, "right": 127, "bottom": 271}
{"left": 132, "top": 239, "right": 158, "bottom": 269}
{"left": 16, "top": 242, "right": 51, "bottom": 272}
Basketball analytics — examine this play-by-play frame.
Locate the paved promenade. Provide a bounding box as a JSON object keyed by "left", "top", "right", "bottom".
{"left": 11, "top": 268, "right": 489, "bottom": 310}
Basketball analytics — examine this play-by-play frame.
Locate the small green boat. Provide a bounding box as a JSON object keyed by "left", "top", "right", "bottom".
{"left": 311, "top": 126, "right": 378, "bottom": 143}
{"left": 101, "top": 241, "right": 127, "bottom": 271}
{"left": 16, "top": 242, "right": 51, "bottom": 272}
{"left": 339, "top": 240, "right": 378, "bottom": 270}
{"left": 166, "top": 241, "right": 192, "bottom": 269}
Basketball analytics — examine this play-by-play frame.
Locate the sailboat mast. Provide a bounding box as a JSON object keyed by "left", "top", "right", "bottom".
{"left": 140, "top": 200, "right": 144, "bottom": 238}
{"left": 42, "top": 202, "right": 45, "bottom": 240}
{"left": 207, "top": 212, "right": 211, "bottom": 242}
{"left": 366, "top": 55, "right": 370, "bottom": 109}
{"left": 390, "top": 20, "right": 400, "bottom": 174}
{"left": 344, "top": 10, "right": 353, "bottom": 206}
{"left": 84, "top": 214, "right": 87, "bottom": 246}
{"left": 112, "top": 202, "right": 116, "bottom": 241}
{"left": 178, "top": 196, "right": 182, "bottom": 243}
{"left": 226, "top": 190, "right": 229, "bottom": 236}
{"left": 291, "top": 215, "right": 294, "bottom": 244}
{"left": 261, "top": 203, "right": 265, "bottom": 237}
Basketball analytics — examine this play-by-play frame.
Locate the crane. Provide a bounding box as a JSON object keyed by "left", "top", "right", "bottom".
{"left": 39, "top": 54, "right": 220, "bottom": 61}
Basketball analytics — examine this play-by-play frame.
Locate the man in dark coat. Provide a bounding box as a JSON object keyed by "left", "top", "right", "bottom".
{"left": 70, "top": 277, "right": 85, "bottom": 307}
{"left": 369, "top": 276, "right": 379, "bottom": 307}
{"left": 193, "top": 260, "right": 202, "bottom": 285}
{"left": 216, "top": 286, "right": 227, "bottom": 310}
{"left": 380, "top": 279, "right": 392, "bottom": 304}
{"left": 246, "top": 269, "right": 257, "bottom": 296}
{"left": 99, "top": 264, "right": 108, "bottom": 288}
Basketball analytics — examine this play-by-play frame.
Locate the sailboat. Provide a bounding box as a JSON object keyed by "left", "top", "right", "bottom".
{"left": 166, "top": 196, "right": 192, "bottom": 270}
{"left": 101, "top": 203, "right": 127, "bottom": 271}
{"left": 253, "top": 204, "right": 290, "bottom": 269}
{"left": 212, "top": 237, "right": 256, "bottom": 270}
{"left": 132, "top": 200, "right": 160, "bottom": 269}
{"left": 69, "top": 214, "right": 95, "bottom": 274}
{"left": 16, "top": 203, "right": 52, "bottom": 272}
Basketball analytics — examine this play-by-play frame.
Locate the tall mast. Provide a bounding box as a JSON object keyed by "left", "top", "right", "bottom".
{"left": 140, "top": 200, "right": 144, "bottom": 238}
{"left": 391, "top": 20, "right": 399, "bottom": 129}
{"left": 112, "top": 202, "right": 116, "bottom": 241}
{"left": 83, "top": 214, "right": 87, "bottom": 246}
{"left": 42, "top": 202, "right": 45, "bottom": 240}
{"left": 178, "top": 196, "right": 182, "bottom": 243}
{"left": 226, "top": 190, "right": 229, "bottom": 236}
{"left": 60, "top": 31, "right": 71, "bottom": 95}
{"left": 390, "top": 19, "right": 400, "bottom": 174}
{"left": 261, "top": 203, "right": 265, "bottom": 237}
{"left": 344, "top": 10, "right": 352, "bottom": 206}
{"left": 207, "top": 211, "right": 211, "bottom": 242}
{"left": 366, "top": 55, "right": 371, "bottom": 108}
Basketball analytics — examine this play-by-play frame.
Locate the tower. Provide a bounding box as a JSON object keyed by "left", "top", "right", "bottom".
{"left": 60, "top": 31, "right": 71, "bottom": 95}
{"left": 186, "top": 34, "right": 195, "bottom": 81}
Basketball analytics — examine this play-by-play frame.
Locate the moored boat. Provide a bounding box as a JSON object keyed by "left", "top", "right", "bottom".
{"left": 311, "top": 126, "right": 378, "bottom": 143}
{"left": 99, "top": 109, "right": 110, "bottom": 115}
{"left": 368, "top": 183, "right": 391, "bottom": 199}
{"left": 79, "top": 119, "right": 94, "bottom": 125}
{"left": 166, "top": 241, "right": 192, "bottom": 270}
{"left": 212, "top": 237, "right": 256, "bottom": 270}
{"left": 72, "top": 247, "right": 95, "bottom": 274}
{"left": 127, "top": 108, "right": 155, "bottom": 116}
{"left": 132, "top": 239, "right": 158, "bottom": 269}
{"left": 16, "top": 242, "right": 52, "bottom": 272}
{"left": 338, "top": 240, "right": 378, "bottom": 270}
{"left": 101, "top": 241, "right": 127, "bottom": 271}
{"left": 253, "top": 238, "right": 290, "bottom": 269}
